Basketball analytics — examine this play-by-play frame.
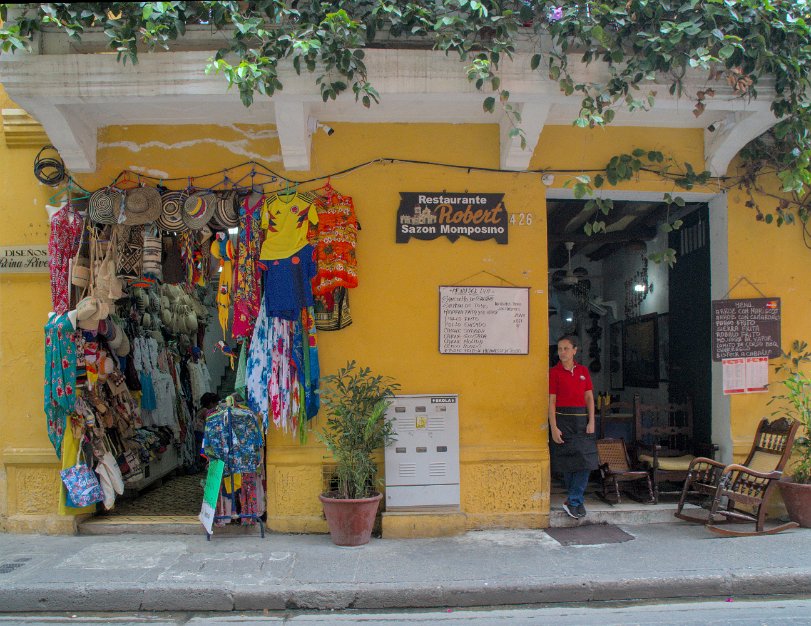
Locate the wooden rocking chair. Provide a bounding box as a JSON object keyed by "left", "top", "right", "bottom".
{"left": 597, "top": 438, "right": 654, "bottom": 504}
{"left": 674, "top": 417, "right": 800, "bottom": 537}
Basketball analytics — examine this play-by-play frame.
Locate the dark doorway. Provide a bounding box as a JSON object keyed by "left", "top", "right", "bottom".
{"left": 668, "top": 205, "right": 712, "bottom": 447}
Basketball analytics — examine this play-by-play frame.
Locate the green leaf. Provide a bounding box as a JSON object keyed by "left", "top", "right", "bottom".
{"left": 718, "top": 44, "right": 735, "bottom": 60}
{"left": 530, "top": 54, "right": 541, "bottom": 71}
{"left": 483, "top": 96, "right": 495, "bottom": 113}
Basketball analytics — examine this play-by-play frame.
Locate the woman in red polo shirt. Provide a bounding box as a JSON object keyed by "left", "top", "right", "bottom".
{"left": 548, "top": 334, "right": 598, "bottom": 519}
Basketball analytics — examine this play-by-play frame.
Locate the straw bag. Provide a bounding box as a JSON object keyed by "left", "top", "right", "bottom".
{"left": 92, "top": 228, "right": 124, "bottom": 303}
{"left": 142, "top": 223, "right": 162, "bottom": 280}
{"left": 70, "top": 224, "right": 91, "bottom": 288}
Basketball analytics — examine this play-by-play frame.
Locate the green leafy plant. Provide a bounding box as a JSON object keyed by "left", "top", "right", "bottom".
{"left": 318, "top": 361, "right": 400, "bottom": 499}
{"left": 769, "top": 340, "right": 811, "bottom": 484}
{"left": 4, "top": 2, "right": 811, "bottom": 232}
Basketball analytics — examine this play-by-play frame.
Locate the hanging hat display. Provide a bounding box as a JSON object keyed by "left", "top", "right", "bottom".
{"left": 89, "top": 189, "right": 123, "bottom": 225}
{"left": 157, "top": 190, "right": 189, "bottom": 233}
{"left": 181, "top": 191, "right": 217, "bottom": 230}
{"left": 123, "top": 187, "right": 162, "bottom": 225}
{"left": 211, "top": 190, "right": 239, "bottom": 229}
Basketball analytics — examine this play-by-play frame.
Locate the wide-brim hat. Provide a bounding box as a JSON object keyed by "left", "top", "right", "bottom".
{"left": 181, "top": 191, "right": 217, "bottom": 230}
{"left": 123, "top": 187, "right": 162, "bottom": 225}
{"left": 89, "top": 188, "right": 123, "bottom": 225}
{"left": 157, "top": 190, "right": 189, "bottom": 233}
{"left": 211, "top": 190, "right": 239, "bottom": 229}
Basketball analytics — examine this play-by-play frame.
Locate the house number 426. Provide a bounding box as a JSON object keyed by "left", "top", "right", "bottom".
{"left": 509, "top": 213, "right": 533, "bottom": 226}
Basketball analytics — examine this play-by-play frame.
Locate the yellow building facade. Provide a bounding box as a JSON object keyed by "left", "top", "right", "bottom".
{"left": 0, "top": 76, "right": 808, "bottom": 534}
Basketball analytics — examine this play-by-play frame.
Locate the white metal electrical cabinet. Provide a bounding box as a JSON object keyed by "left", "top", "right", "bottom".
{"left": 384, "top": 394, "right": 460, "bottom": 508}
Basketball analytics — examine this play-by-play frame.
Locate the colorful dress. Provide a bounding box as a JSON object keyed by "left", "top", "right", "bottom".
{"left": 44, "top": 313, "right": 78, "bottom": 457}
{"left": 232, "top": 193, "right": 264, "bottom": 340}
{"left": 48, "top": 206, "right": 84, "bottom": 315}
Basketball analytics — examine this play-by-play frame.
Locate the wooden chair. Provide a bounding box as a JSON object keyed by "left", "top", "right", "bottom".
{"left": 597, "top": 438, "right": 654, "bottom": 504}
{"left": 674, "top": 417, "right": 800, "bottom": 537}
{"left": 598, "top": 395, "right": 638, "bottom": 440}
{"left": 634, "top": 398, "right": 714, "bottom": 503}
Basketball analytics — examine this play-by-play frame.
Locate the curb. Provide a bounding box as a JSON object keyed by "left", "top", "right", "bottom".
{"left": 2, "top": 570, "right": 810, "bottom": 612}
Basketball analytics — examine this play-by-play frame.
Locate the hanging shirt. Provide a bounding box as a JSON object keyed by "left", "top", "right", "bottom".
{"left": 203, "top": 405, "right": 264, "bottom": 474}
{"left": 259, "top": 192, "right": 318, "bottom": 260}
{"left": 261, "top": 244, "right": 317, "bottom": 321}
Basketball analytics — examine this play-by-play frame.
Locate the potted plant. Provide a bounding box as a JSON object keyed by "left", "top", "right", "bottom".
{"left": 317, "top": 361, "right": 400, "bottom": 546}
{"left": 770, "top": 340, "right": 811, "bottom": 527}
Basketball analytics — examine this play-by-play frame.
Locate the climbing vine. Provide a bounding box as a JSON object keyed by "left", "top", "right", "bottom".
{"left": 2, "top": 1, "right": 811, "bottom": 242}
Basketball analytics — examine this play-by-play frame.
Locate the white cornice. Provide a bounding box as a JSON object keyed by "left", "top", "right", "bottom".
{"left": 0, "top": 47, "right": 780, "bottom": 174}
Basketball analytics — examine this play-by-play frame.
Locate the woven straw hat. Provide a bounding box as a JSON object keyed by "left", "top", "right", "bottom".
{"left": 182, "top": 191, "right": 217, "bottom": 230}
{"left": 157, "top": 190, "right": 189, "bottom": 233}
{"left": 123, "top": 187, "right": 162, "bottom": 225}
{"left": 89, "top": 189, "right": 123, "bottom": 225}
{"left": 211, "top": 190, "right": 239, "bottom": 229}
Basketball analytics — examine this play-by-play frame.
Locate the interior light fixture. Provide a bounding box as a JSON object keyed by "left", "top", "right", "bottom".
{"left": 633, "top": 283, "right": 647, "bottom": 293}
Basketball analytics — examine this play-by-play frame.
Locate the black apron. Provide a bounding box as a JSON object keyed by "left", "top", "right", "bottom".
{"left": 550, "top": 406, "right": 599, "bottom": 473}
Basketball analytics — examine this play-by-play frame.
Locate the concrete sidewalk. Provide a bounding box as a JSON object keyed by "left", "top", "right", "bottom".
{"left": 0, "top": 523, "right": 809, "bottom": 613}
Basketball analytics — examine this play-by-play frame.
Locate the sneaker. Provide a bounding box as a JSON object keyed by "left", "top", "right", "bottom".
{"left": 575, "top": 504, "right": 587, "bottom": 518}
{"left": 562, "top": 501, "right": 578, "bottom": 519}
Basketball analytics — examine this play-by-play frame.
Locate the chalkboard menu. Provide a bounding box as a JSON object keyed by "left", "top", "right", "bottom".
{"left": 439, "top": 286, "right": 529, "bottom": 354}
{"left": 712, "top": 297, "right": 781, "bottom": 361}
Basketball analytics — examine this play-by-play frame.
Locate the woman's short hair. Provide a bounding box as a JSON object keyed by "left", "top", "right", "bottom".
{"left": 557, "top": 334, "right": 579, "bottom": 349}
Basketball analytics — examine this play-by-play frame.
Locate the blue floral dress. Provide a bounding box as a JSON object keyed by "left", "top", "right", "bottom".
{"left": 44, "top": 313, "right": 78, "bottom": 457}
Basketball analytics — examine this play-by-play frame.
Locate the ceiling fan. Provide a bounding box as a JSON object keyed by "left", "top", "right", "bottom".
{"left": 550, "top": 241, "right": 590, "bottom": 291}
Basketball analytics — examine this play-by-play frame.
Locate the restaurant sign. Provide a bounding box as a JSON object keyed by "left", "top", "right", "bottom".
{"left": 396, "top": 192, "right": 508, "bottom": 244}
{"left": 0, "top": 245, "right": 49, "bottom": 273}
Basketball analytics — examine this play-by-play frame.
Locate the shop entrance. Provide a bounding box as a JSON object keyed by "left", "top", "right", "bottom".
{"left": 546, "top": 199, "right": 712, "bottom": 519}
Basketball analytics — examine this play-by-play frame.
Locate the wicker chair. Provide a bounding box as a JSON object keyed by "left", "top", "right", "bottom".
{"left": 596, "top": 438, "right": 654, "bottom": 504}
{"left": 635, "top": 398, "right": 716, "bottom": 503}
{"left": 674, "top": 417, "right": 800, "bottom": 537}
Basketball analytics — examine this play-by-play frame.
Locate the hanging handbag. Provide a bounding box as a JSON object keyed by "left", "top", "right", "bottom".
{"left": 114, "top": 224, "right": 144, "bottom": 279}
{"left": 60, "top": 445, "right": 104, "bottom": 507}
{"left": 142, "top": 223, "right": 163, "bottom": 280}
{"left": 70, "top": 224, "right": 91, "bottom": 288}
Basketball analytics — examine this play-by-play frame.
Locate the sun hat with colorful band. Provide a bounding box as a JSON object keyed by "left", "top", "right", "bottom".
{"left": 123, "top": 187, "right": 162, "bottom": 225}
{"left": 157, "top": 190, "right": 189, "bottom": 233}
{"left": 89, "top": 188, "right": 123, "bottom": 225}
{"left": 182, "top": 191, "right": 217, "bottom": 230}
{"left": 211, "top": 190, "right": 239, "bottom": 229}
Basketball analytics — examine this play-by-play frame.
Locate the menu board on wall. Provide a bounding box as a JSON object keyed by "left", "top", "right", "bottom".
{"left": 439, "top": 286, "right": 529, "bottom": 355}
{"left": 712, "top": 298, "right": 781, "bottom": 361}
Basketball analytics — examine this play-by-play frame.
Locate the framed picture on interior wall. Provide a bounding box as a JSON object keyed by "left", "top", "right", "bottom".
{"left": 609, "top": 321, "right": 624, "bottom": 390}
{"left": 623, "top": 313, "right": 659, "bottom": 388}
{"left": 658, "top": 313, "right": 669, "bottom": 382}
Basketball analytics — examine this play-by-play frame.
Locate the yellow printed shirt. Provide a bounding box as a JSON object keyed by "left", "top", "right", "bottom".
{"left": 259, "top": 193, "right": 318, "bottom": 260}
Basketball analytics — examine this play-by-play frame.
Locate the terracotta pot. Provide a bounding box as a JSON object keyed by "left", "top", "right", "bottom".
{"left": 778, "top": 479, "right": 811, "bottom": 528}
{"left": 319, "top": 492, "right": 382, "bottom": 546}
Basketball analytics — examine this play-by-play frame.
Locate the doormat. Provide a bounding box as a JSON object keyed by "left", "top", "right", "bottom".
{"left": 544, "top": 523, "right": 635, "bottom": 546}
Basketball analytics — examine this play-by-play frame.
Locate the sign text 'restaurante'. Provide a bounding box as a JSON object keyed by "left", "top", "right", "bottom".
{"left": 396, "top": 192, "right": 508, "bottom": 244}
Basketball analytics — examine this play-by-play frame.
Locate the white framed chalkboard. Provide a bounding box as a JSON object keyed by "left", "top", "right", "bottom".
{"left": 439, "top": 286, "right": 529, "bottom": 355}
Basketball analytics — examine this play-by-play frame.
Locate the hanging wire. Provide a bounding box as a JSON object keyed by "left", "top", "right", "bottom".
{"left": 33, "top": 145, "right": 66, "bottom": 186}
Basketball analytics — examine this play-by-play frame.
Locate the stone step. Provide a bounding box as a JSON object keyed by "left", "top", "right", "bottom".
{"left": 78, "top": 515, "right": 265, "bottom": 537}
{"left": 549, "top": 499, "right": 702, "bottom": 527}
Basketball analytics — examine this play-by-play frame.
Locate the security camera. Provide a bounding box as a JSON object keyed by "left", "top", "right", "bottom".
{"left": 307, "top": 117, "right": 335, "bottom": 136}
